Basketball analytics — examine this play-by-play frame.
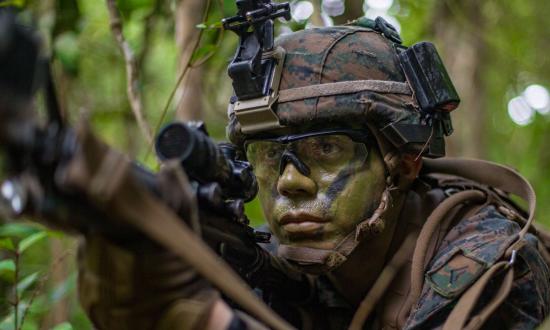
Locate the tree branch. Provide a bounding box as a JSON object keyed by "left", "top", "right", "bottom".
{"left": 143, "top": 0, "right": 212, "bottom": 162}
{"left": 137, "top": 0, "right": 162, "bottom": 71}
{"left": 155, "top": 0, "right": 213, "bottom": 126}
{"left": 106, "top": 0, "right": 153, "bottom": 145}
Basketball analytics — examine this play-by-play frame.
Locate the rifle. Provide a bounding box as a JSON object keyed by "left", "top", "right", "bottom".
{"left": 0, "top": 6, "right": 310, "bottom": 307}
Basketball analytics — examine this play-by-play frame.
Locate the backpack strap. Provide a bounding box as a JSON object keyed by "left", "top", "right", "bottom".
{"left": 407, "top": 190, "right": 487, "bottom": 314}
{"left": 422, "top": 158, "right": 536, "bottom": 239}
{"left": 350, "top": 189, "right": 486, "bottom": 330}
{"left": 422, "top": 158, "right": 536, "bottom": 330}
{"left": 442, "top": 259, "right": 515, "bottom": 330}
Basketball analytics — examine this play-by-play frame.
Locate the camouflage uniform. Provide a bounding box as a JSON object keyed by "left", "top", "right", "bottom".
{"left": 226, "top": 23, "right": 550, "bottom": 329}
{"left": 406, "top": 204, "right": 550, "bottom": 329}
{"left": 260, "top": 182, "right": 550, "bottom": 329}
{"left": 77, "top": 22, "right": 550, "bottom": 330}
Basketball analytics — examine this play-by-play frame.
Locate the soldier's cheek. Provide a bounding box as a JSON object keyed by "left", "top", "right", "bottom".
{"left": 256, "top": 178, "right": 287, "bottom": 238}
{"left": 326, "top": 169, "right": 385, "bottom": 239}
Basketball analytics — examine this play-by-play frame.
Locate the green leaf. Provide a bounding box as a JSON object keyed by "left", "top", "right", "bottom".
{"left": 50, "top": 272, "right": 76, "bottom": 302}
{"left": 0, "top": 238, "right": 14, "bottom": 252}
{"left": 209, "top": 21, "right": 223, "bottom": 29}
{"left": 0, "top": 259, "right": 15, "bottom": 272}
{"left": 16, "top": 272, "right": 39, "bottom": 295}
{"left": 196, "top": 20, "right": 222, "bottom": 30}
{"left": 54, "top": 32, "right": 80, "bottom": 76}
{"left": 0, "top": 223, "right": 41, "bottom": 238}
{"left": 45, "top": 230, "right": 65, "bottom": 239}
{"left": 18, "top": 231, "right": 47, "bottom": 254}
{"left": 0, "top": 314, "right": 14, "bottom": 330}
{"left": 0, "top": 0, "right": 26, "bottom": 8}
{"left": 0, "top": 259, "right": 15, "bottom": 283}
{"left": 52, "top": 322, "right": 73, "bottom": 330}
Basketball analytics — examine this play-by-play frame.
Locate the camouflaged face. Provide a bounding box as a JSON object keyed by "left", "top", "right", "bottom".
{"left": 227, "top": 26, "right": 422, "bottom": 148}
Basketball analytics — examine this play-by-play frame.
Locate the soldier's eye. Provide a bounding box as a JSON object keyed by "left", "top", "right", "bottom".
{"left": 321, "top": 142, "right": 339, "bottom": 155}
{"left": 266, "top": 149, "right": 279, "bottom": 159}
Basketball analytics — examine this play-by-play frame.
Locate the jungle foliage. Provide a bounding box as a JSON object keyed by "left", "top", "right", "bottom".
{"left": 0, "top": 0, "right": 548, "bottom": 328}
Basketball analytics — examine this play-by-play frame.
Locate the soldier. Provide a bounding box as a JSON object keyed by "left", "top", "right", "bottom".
{"left": 74, "top": 18, "right": 550, "bottom": 330}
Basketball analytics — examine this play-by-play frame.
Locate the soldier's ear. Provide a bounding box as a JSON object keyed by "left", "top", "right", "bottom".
{"left": 397, "top": 153, "right": 423, "bottom": 187}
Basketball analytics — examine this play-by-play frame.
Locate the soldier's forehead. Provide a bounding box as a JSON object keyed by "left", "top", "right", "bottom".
{"left": 257, "top": 121, "right": 368, "bottom": 136}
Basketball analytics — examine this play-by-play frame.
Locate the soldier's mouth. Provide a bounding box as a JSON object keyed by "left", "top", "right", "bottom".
{"left": 279, "top": 213, "right": 328, "bottom": 238}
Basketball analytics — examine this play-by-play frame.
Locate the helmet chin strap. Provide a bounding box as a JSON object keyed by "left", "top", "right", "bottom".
{"left": 277, "top": 177, "right": 400, "bottom": 273}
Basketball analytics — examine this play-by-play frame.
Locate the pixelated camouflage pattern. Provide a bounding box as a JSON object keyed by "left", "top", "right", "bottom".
{"left": 405, "top": 205, "right": 550, "bottom": 329}
{"left": 260, "top": 191, "right": 549, "bottom": 329}
{"left": 426, "top": 253, "right": 486, "bottom": 298}
{"left": 227, "top": 26, "right": 422, "bottom": 147}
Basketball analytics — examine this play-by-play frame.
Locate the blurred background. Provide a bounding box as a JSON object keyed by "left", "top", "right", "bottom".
{"left": 0, "top": 0, "right": 548, "bottom": 328}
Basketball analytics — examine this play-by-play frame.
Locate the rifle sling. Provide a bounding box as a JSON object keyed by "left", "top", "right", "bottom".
{"left": 422, "top": 157, "right": 536, "bottom": 239}
{"left": 61, "top": 125, "right": 294, "bottom": 330}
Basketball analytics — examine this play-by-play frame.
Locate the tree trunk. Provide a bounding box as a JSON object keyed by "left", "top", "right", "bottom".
{"left": 41, "top": 238, "right": 70, "bottom": 329}
{"left": 429, "top": 0, "right": 488, "bottom": 158}
{"left": 333, "top": 0, "right": 364, "bottom": 25}
{"left": 175, "top": 0, "right": 206, "bottom": 121}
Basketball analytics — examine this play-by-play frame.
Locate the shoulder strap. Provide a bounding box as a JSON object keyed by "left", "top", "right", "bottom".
{"left": 422, "top": 158, "right": 536, "bottom": 239}
{"left": 423, "top": 158, "right": 536, "bottom": 330}
{"left": 442, "top": 260, "right": 515, "bottom": 330}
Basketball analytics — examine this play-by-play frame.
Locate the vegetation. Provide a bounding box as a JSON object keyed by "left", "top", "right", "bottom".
{"left": 0, "top": 0, "right": 548, "bottom": 328}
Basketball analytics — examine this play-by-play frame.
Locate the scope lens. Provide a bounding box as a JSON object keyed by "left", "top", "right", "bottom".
{"left": 155, "top": 123, "right": 193, "bottom": 161}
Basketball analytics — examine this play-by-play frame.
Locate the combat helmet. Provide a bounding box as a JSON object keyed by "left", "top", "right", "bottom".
{"left": 226, "top": 17, "right": 460, "bottom": 271}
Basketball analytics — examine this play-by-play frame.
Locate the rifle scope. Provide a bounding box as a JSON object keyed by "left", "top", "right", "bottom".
{"left": 155, "top": 122, "right": 257, "bottom": 202}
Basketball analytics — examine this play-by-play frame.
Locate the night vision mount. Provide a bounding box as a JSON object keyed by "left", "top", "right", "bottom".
{"left": 223, "top": 0, "right": 290, "bottom": 134}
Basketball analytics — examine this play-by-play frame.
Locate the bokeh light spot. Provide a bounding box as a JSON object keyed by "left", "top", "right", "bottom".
{"left": 322, "top": 0, "right": 345, "bottom": 17}
{"left": 292, "top": 1, "right": 314, "bottom": 21}
{"left": 365, "top": 0, "right": 394, "bottom": 11}
{"left": 508, "top": 96, "right": 535, "bottom": 126}
{"left": 523, "top": 84, "right": 550, "bottom": 113}
{"left": 1, "top": 181, "right": 14, "bottom": 199}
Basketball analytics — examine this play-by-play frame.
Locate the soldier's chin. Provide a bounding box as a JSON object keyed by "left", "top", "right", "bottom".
{"left": 281, "top": 232, "right": 341, "bottom": 250}
{"left": 288, "top": 262, "right": 330, "bottom": 275}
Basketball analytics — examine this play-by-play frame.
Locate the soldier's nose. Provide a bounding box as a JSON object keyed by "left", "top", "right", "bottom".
{"left": 277, "top": 163, "right": 317, "bottom": 197}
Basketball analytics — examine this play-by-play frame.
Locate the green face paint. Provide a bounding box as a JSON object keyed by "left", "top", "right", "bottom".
{"left": 250, "top": 133, "right": 387, "bottom": 250}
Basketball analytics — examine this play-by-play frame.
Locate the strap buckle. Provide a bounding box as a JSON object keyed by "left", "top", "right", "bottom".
{"left": 508, "top": 249, "right": 517, "bottom": 267}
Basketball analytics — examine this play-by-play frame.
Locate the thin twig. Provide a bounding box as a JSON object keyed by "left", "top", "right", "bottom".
{"left": 137, "top": 0, "right": 162, "bottom": 71}
{"left": 190, "top": 0, "right": 225, "bottom": 68}
{"left": 18, "top": 249, "right": 75, "bottom": 330}
{"left": 13, "top": 251, "right": 19, "bottom": 330}
{"left": 189, "top": 26, "right": 225, "bottom": 68}
{"left": 106, "top": 0, "right": 153, "bottom": 145}
{"left": 154, "top": 0, "right": 212, "bottom": 133}
{"left": 143, "top": 0, "right": 213, "bottom": 162}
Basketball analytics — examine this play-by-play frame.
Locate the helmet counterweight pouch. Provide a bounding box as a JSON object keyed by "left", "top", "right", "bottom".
{"left": 381, "top": 42, "right": 460, "bottom": 158}
{"left": 398, "top": 42, "right": 460, "bottom": 113}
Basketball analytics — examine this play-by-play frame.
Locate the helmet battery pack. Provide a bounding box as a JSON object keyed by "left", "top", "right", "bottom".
{"left": 399, "top": 42, "right": 460, "bottom": 113}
